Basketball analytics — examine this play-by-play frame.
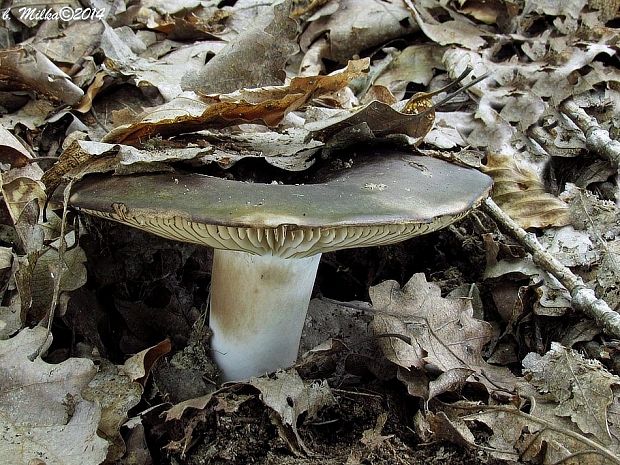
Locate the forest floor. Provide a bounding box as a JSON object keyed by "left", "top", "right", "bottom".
{"left": 0, "top": 0, "right": 619, "bottom": 464}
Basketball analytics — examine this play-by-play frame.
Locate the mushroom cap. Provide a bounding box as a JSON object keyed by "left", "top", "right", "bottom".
{"left": 69, "top": 151, "right": 492, "bottom": 258}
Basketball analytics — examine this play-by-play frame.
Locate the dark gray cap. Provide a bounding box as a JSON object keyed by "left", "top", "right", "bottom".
{"left": 69, "top": 151, "right": 492, "bottom": 258}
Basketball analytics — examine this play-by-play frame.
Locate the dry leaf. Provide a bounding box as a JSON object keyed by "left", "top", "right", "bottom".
{"left": 249, "top": 369, "right": 335, "bottom": 455}
{"left": 409, "top": 3, "right": 488, "bottom": 50}
{"left": 82, "top": 360, "right": 143, "bottom": 462}
{"left": 0, "top": 123, "right": 33, "bottom": 169}
{"left": 300, "top": 0, "right": 416, "bottom": 64}
{"left": 29, "top": 243, "right": 87, "bottom": 320}
{"left": 374, "top": 45, "right": 443, "bottom": 100}
{"left": 181, "top": 0, "right": 298, "bottom": 94}
{"left": 307, "top": 95, "right": 436, "bottom": 145}
{"left": 523, "top": 342, "right": 620, "bottom": 442}
{"left": 455, "top": 0, "right": 513, "bottom": 24}
{"left": 369, "top": 273, "right": 511, "bottom": 399}
{"left": 103, "top": 59, "right": 369, "bottom": 145}
{"left": 123, "top": 338, "right": 172, "bottom": 385}
{"left": 451, "top": 401, "right": 619, "bottom": 464}
{"left": 0, "top": 327, "right": 108, "bottom": 465}
{"left": 482, "top": 153, "right": 571, "bottom": 229}
{"left": 485, "top": 257, "right": 572, "bottom": 317}
{"left": 0, "top": 46, "right": 83, "bottom": 105}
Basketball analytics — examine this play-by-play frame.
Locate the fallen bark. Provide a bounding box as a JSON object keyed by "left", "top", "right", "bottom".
{"left": 482, "top": 197, "right": 620, "bottom": 338}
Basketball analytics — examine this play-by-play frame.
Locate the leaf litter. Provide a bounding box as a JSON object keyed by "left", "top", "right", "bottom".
{"left": 1, "top": 0, "right": 620, "bottom": 463}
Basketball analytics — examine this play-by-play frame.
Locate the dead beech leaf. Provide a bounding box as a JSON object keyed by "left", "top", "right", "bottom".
{"left": 0, "top": 46, "right": 83, "bottom": 105}
{"left": 0, "top": 327, "right": 108, "bottom": 465}
{"left": 103, "top": 58, "right": 369, "bottom": 145}
{"left": 249, "top": 369, "right": 334, "bottom": 455}
{"left": 482, "top": 153, "right": 571, "bottom": 229}
{"left": 523, "top": 343, "right": 620, "bottom": 442}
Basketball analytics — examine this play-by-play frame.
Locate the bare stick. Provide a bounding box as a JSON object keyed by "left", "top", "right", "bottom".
{"left": 560, "top": 100, "right": 620, "bottom": 167}
{"left": 560, "top": 99, "right": 620, "bottom": 204}
{"left": 481, "top": 198, "right": 620, "bottom": 338}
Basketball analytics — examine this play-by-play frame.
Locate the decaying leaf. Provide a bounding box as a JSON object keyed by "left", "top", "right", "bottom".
{"left": 0, "top": 123, "right": 33, "bottom": 169}
{"left": 346, "top": 412, "right": 394, "bottom": 464}
{"left": 0, "top": 247, "right": 21, "bottom": 339}
{"left": 29, "top": 242, "right": 87, "bottom": 320}
{"left": 563, "top": 184, "right": 620, "bottom": 309}
{"left": 0, "top": 327, "right": 108, "bottom": 465}
{"left": 443, "top": 400, "right": 620, "bottom": 464}
{"left": 482, "top": 153, "right": 571, "bottom": 229}
{"left": 523, "top": 342, "right": 620, "bottom": 442}
{"left": 485, "top": 257, "right": 572, "bottom": 317}
{"left": 306, "top": 97, "right": 435, "bottom": 145}
{"left": 249, "top": 369, "right": 334, "bottom": 455}
{"left": 81, "top": 340, "right": 169, "bottom": 462}
{"left": 374, "top": 45, "right": 443, "bottom": 100}
{"left": 82, "top": 360, "right": 143, "bottom": 462}
{"left": 409, "top": 2, "right": 488, "bottom": 50}
{"left": 0, "top": 176, "right": 46, "bottom": 226}
{"left": 541, "top": 225, "right": 600, "bottom": 267}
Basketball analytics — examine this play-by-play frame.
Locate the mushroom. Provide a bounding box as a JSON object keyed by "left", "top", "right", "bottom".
{"left": 67, "top": 151, "right": 492, "bottom": 380}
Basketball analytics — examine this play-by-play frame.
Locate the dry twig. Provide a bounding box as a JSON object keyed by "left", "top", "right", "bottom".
{"left": 560, "top": 99, "right": 620, "bottom": 204}
{"left": 560, "top": 100, "right": 620, "bottom": 168}
{"left": 482, "top": 198, "right": 620, "bottom": 338}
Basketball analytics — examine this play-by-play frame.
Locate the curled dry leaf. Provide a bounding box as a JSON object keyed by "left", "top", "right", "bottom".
{"left": 81, "top": 340, "right": 170, "bottom": 462}
{"left": 408, "top": 2, "right": 488, "bottom": 51}
{"left": 102, "top": 58, "right": 369, "bottom": 145}
{"left": 82, "top": 360, "right": 143, "bottom": 462}
{"left": 482, "top": 153, "right": 571, "bottom": 229}
{"left": 0, "top": 46, "right": 83, "bottom": 105}
{"left": 307, "top": 90, "right": 437, "bottom": 144}
{"left": 29, "top": 243, "right": 87, "bottom": 321}
{"left": 0, "top": 327, "right": 108, "bottom": 465}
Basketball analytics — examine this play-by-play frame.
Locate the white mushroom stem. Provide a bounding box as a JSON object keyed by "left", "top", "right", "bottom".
{"left": 208, "top": 249, "right": 322, "bottom": 381}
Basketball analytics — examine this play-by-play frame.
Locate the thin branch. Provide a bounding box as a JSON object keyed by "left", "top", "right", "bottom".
{"left": 481, "top": 198, "right": 620, "bottom": 338}
{"left": 561, "top": 99, "right": 620, "bottom": 204}
{"left": 560, "top": 99, "right": 620, "bottom": 167}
